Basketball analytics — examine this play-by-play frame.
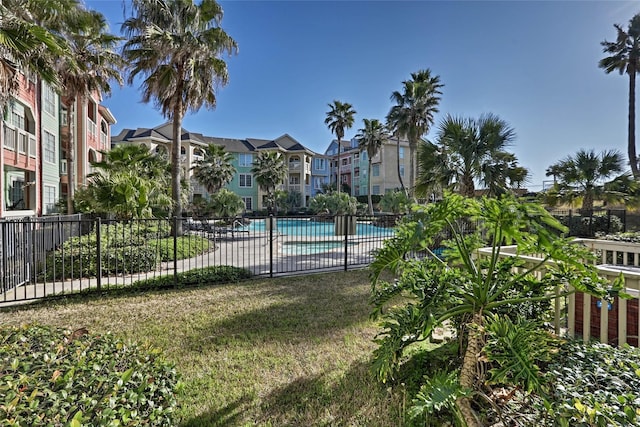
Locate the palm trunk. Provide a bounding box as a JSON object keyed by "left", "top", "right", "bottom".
{"left": 581, "top": 190, "right": 594, "bottom": 212}
{"left": 456, "top": 312, "right": 483, "bottom": 427}
{"left": 409, "top": 139, "right": 416, "bottom": 201}
{"left": 336, "top": 137, "right": 341, "bottom": 194}
{"left": 461, "top": 173, "right": 475, "bottom": 198}
{"left": 396, "top": 135, "right": 407, "bottom": 197}
{"left": 66, "top": 98, "right": 76, "bottom": 215}
{"left": 368, "top": 159, "right": 373, "bottom": 215}
{"left": 171, "top": 111, "right": 183, "bottom": 236}
{"left": 629, "top": 68, "right": 638, "bottom": 178}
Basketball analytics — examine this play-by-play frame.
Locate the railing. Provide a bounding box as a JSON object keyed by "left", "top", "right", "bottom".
{"left": 3, "top": 124, "right": 35, "bottom": 157}
{"left": 477, "top": 238, "right": 640, "bottom": 348}
{"left": 0, "top": 214, "right": 397, "bottom": 305}
{"left": 100, "top": 131, "right": 108, "bottom": 150}
{"left": 88, "top": 119, "right": 97, "bottom": 137}
{"left": 3, "top": 126, "right": 16, "bottom": 150}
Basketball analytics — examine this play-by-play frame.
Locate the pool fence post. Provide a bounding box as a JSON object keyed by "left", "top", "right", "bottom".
{"left": 269, "top": 214, "right": 274, "bottom": 278}
{"left": 344, "top": 215, "right": 348, "bottom": 271}
{"left": 173, "top": 216, "right": 178, "bottom": 286}
{"left": 95, "top": 217, "right": 102, "bottom": 291}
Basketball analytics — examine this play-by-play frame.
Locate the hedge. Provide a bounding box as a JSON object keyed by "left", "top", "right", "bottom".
{"left": 131, "top": 265, "right": 253, "bottom": 290}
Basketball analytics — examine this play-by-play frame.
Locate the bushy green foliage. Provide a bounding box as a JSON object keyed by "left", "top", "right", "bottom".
{"left": 554, "top": 213, "right": 624, "bottom": 237}
{"left": 309, "top": 192, "right": 358, "bottom": 214}
{"left": 356, "top": 194, "right": 382, "bottom": 205}
{"left": 43, "top": 222, "right": 210, "bottom": 279}
{"left": 379, "top": 190, "right": 410, "bottom": 214}
{"left": 131, "top": 266, "right": 252, "bottom": 290}
{"left": 0, "top": 324, "right": 179, "bottom": 425}
{"left": 149, "top": 236, "right": 212, "bottom": 262}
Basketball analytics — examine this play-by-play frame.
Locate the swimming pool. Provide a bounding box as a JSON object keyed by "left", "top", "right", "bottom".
{"left": 280, "top": 241, "right": 359, "bottom": 255}
{"left": 245, "top": 218, "right": 394, "bottom": 237}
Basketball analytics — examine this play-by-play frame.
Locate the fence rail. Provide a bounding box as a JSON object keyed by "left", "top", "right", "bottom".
{"left": 0, "top": 214, "right": 398, "bottom": 305}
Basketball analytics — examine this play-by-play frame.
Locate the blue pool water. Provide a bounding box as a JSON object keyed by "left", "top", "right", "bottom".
{"left": 245, "top": 218, "right": 393, "bottom": 237}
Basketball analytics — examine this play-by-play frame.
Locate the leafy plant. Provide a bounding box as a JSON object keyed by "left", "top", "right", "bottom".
{"left": 131, "top": 265, "right": 252, "bottom": 290}
{"left": 379, "top": 190, "right": 410, "bottom": 214}
{"left": 0, "top": 324, "right": 179, "bottom": 425}
{"left": 309, "top": 192, "right": 358, "bottom": 215}
{"left": 370, "top": 193, "right": 612, "bottom": 426}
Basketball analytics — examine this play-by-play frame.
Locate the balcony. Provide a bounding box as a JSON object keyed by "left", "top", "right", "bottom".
{"left": 3, "top": 124, "right": 36, "bottom": 158}
{"left": 100, "top": 131, "right": 108, "bottom": 150}
{"left": 88, "top": 119, "right": 97, "bottom": 138}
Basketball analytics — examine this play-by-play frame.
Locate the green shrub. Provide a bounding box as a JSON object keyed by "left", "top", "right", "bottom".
{"left": 0, "top": 324, "right": 179, "bottom": 425}
{"left": 356, "top": 194, "right": 382, "bottom": 205}
{"left": 555, "top": 213, "right": 624, "bottom": 237}
{"left": 131, "top": 266, "right": 252, "bottom": 290}
{"left": 149, "top": 236, "right": 213, "bottom": 262}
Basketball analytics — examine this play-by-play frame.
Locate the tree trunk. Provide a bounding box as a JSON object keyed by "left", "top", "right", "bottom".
{"left": 581, "top": 190, "right": 594, "bottom": 212}
{"left": 171, "top": 110, "right": 183, "bottom": 236}
{"left": 461, "top": 173, "right": 475, "bottom": 198}
{"left": 456, "top": 312, "right": 483, "bottom": 427}
{"left": 629, "top": 68, "right": 639, "bottom": 178}
{"left": 66, "top": 99, "right": 76, "bottom": 215}
{"left": 336, "top": 137, "right": 341, "bottom": 194}
{"left": 396, "top": 135, "right": 407, "bottom": 197}
{"left": 368, "top": 159, "right": 373, "bottom": 215}
{"left": 409, "top": 139, "right": 416, "bottom": 201}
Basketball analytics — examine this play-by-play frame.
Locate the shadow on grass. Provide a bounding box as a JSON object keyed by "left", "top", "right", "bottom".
{"left": 184, "top": 271, "right": 373, "bottom": 350}
{"left": 180, "top": 394, "right": 254, "bottom": 427}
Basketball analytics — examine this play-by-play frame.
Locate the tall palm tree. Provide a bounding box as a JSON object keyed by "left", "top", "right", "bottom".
{"left": 325, "top": 100, "right": 356, "bottom": 194}
{"left": 122, "top": 0, "right": 238, "bottom": 234}
{"left": 191, "top": 144, "right": 236, "bottom": 195}
{"left": 546, "top": 149, "right": 625, "bottom": 211}
{"left": 251, "top": 151, "right": 287, "bottom": 214}
{"left": 355, "top": 118, "right": 387, "bottom": 214}
{"left": 57, "top": 8, "right": 123, "bottom": 214}
{"left": 600, "top": 13, "right": 640, "bottom": 178}
{"left": 388, "top": 69, "right": 443, "bottom": 199}
{"left": 421, "top": 113, "right": 524, "bottom": 198}
{"left": 0, "top": 0, "right": 71, "bottom": 108}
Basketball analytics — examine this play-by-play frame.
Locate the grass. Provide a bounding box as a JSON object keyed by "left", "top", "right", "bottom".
{"left": 0, "top": 270, "right": 405, "bottom": 426}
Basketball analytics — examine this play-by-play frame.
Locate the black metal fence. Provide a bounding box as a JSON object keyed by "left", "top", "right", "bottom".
{"left": 0, "top": 214, "right": 398, "bottom": 305}
{"left": 547, "top": 209, "right": 626, "bottom": 237}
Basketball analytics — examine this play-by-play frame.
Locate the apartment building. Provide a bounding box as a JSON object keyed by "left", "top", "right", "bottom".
{"left": 1, "top": 71, "right": 115, "bottom": 218}
{"left": 112, "top": 124, "right": 330, "bottom": 212}
{"left": 324, "top": 137, "right": 410, "bottom": 197}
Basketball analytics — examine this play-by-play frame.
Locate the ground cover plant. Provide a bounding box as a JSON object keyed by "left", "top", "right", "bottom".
{"left": 0, "top": 270, "right": 405, "bottom": 426}
{"left": 0, "top": 324, "right": 179, "bottom": 425}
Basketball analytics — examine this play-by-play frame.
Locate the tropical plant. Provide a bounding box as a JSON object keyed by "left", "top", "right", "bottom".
{"left": 57, "top": 8, "right": 123, "bottom": 214}
{"left": 191, "top": 144, "right": 236, "bottom": 194}
{"left": 387, "top": 69, "right": 443, "bottom": 199}
{"left": 251, "top": 151, "right": 287, "bottom": 213}
{"left": 416, "top": 114, "right": 527, "bottom": 198}
{"left": 122, "top": 0, "right": 237, "bottom": 234}
{"left": 208, "top": 188, "right": 244, "bottom": 218}
{"left": 600, "top": 13, "right": 640, "bottom": 178}
{"left": 309, "top": 192, "right": 358, "bottom": 215}
{"left": 325, "top": 100, "right": 356, "bottom": 194}
{"left": 355, "top": 118, "right": 388, "bottom": 214}
{"left": 544, "top": 149, "right": 625, "bottom": 211}
{"left": 0, "top": 0, "right": 71, "bottom": 108}
{"left": 275, "top": 190, "right": 302, "bottom": 213}
{"left": 76, "top": 144, "right": 172, "bottom": 219}
{"left": 379, "top": 190, "right": 410, "bottom": 214}
{"left": 370, "top": 193, "right": 612, "bottom": 426}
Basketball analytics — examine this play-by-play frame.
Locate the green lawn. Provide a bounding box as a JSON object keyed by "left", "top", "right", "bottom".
{"left": 0, "top": 270, "right": 405, "bottom": 426}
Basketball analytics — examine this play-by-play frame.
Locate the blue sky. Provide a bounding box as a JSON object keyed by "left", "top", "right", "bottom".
{"left": 86, "top": 0, "right": 640, "bottom": 190}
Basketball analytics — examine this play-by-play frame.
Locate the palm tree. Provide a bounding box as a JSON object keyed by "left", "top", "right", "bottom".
{"left": 600, "top": 13, "right": 640, "bottom": 178}
{"left": 419, "top": 113, "right": 525, "bottom": 198}
{"left": 191, "top": 144, "right": 236, "bottom": 195}
{"left": 355, "top": 118, "right": 388, "bottom": 214}
{"left": 388, "top": 69, "right": 443, "bottom": 199}
{"left": 122, "top": 0, "right": 238, "bottom": 234}
{"left": 0, "top": 0, "right": 71, "bottom": 108}
{"left": 385, "top": 122, "right": 407, "bottom": 197}
{"left": 546, "top": 149, "right": 625, "bottom": 211}
{"left": 325, "top": 100, "right": 356, "bottom": 194}
{"left": 251, "top": 151, "right": 287, "bottom": 214}
{"left": 57, "top": 8, "right": 123, "bottom": 214}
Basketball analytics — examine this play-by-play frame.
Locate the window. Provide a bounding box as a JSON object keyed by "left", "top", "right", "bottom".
{"left": 400, "top": 164, "right": 405, "bottom": 177}
{"left": 11, "top": 111, "right": 24, "bottom": 130}
{"left": 372, "top": 164, "right": 380, "bottom": 177}
{"left": 61, "top": 109, "right": 68, "bottom": 126}
{"left": 239, "top": 153, "right": 253, "bottom": 167}
{"left": 43, "top": 131, "right": 56, "bottom": 163}
{"left": 342, "top": 175, "right": 348, "bottom": 183}
{"left": 314, "top": 158, "right": 326, "bottom": 170}
{"left": 314, "top": 177, "right": 323, "bottom": 189}
{"left": 399, "top": 147, "right": 405, "bottom": 159}
{"left": 43, "top": 85, "right": 56, "bottom": 116}
{"left": 289, "top": 175, "right": 300, "bottom": 185}
{"left": 242, "top": 197, "right": 252, "bottom": 211}
{"left": 354, "top": 153, "right": 359, "bottom": 162}
{"left": 44, "top": 185, "right": 57, "bottom": 214}
{"left": 180, "top": 146, "right": 186, "bottom": 155}
{"left": 239, "top": 173, "right": 252, "bottom": 188}
{"left": 372, "top": 185, "right": 381, "bottom": 195}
